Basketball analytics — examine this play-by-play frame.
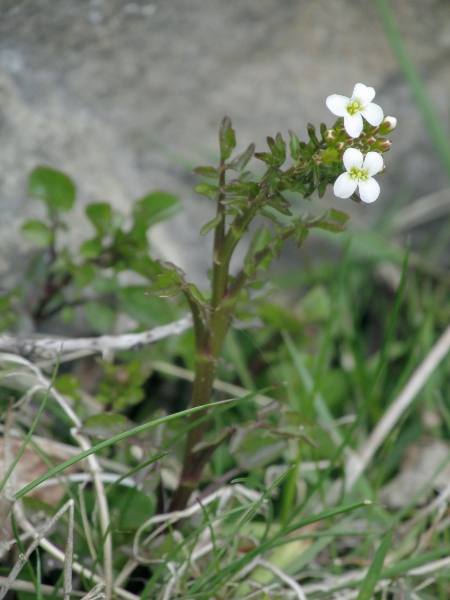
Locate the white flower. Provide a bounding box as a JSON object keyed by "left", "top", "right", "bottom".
{"left": 326, "top": 83, "right": 384, "bottom": 138}
{"left": 334, "top": 148, "right": 383, "bottom": 203}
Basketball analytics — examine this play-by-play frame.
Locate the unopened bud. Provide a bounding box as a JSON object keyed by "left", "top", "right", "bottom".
{"left": 364, "top": 136, "right": 377, "bottom": 146}
{"left": 324, "top": 129, "right": 338, "bottom": 146}
{"left": 312, "top": 153, "right": 322, "bottom": 165}
{"left": 365, "top": 124, "right": 379, "bottom": 135}
{"left": 374, "top": 138, "right": 392, "bottom": 152}
{"left": 335, "top": 141, "right": 346, "bottom": 151}
{"left": 378, "top": 116, "right": 397, "bottom": 135}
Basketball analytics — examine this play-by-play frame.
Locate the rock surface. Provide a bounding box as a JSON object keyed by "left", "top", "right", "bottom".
{"left": 1, "top": 0, "right": 449, "bottom": 288}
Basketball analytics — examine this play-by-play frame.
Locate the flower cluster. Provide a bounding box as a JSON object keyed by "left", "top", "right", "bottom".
{"left": 325, "top": 83, "right": 396, "bottom": 204}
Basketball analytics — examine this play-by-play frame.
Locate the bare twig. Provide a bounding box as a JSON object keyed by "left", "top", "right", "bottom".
{"left": 12, "top": 504, "right": 138, "bottom": 600}
{"left": 0, "top": 353, "right": 114, "bottom": 599}
{"left": 0, "top": 316, "right": 192, "bottom": 360}
{"left": 0, "top": 500, "right": 74, "bottom": 600}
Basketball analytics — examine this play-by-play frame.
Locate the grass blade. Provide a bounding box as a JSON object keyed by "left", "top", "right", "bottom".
{"left": 356, "top": 529, "right": 392, "bottom": 600}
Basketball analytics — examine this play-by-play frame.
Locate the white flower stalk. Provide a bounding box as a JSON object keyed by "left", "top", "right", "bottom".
{"left": 334, "top": 148, "right": 383, "bottom": 203}
{"left": 326, "top": 83, "right": 384, "bottom": 138}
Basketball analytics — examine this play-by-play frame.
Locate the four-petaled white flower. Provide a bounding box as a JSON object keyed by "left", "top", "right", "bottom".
{"left": 326, "top": 83, "right": 384, "bottom": 138}
{"left": 334, "top": 148, "right": 383, "bottom": 203}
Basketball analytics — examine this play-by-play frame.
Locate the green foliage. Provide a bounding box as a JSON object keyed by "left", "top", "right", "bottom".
{"left": 16, "top": 168, "right": 181, "bottom": 330}
{"left": 28, "top": 166, "right": 76, "bottom": 212}
{"left": 3, "top": 86, "right": 450, "bottom": 600}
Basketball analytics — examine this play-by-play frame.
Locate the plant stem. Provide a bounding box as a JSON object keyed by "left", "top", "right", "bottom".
{"left": 169, "top": 163, "right": 233, "bottom": 512}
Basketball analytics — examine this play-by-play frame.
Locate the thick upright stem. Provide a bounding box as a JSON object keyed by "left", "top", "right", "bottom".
{"left": 169, "top": 179, "right": 273, "bottom": 512}
{"left": 169, "top": 164, "right": 232, "bottom": 512}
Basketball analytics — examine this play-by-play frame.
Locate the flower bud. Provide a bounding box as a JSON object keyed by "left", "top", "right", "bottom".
{"left": 324, "top": 129, "right": 338, "bottom": 146}
{"left": 364, "top": 136, "right": 377, "bottom": 146}
{"left": 378, "top": 116, "right": 397, "bottom": 135}
{"left": 335, "top": 141, "right": 347, "bottom": 151}
{"left": 365, "top": 124, "right": 379, "bottom": 135}
{"left": 374, "top": 138, "right": 392, "bottom": 152}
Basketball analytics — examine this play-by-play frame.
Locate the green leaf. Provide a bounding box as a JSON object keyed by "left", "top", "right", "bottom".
{"left": 275, "top": 132, "right": 286, "bottom": 162}
{"left": 193, "top": 166, "right": 219, "bottom": 179}
{"left": 110, "top": 487, "right": 155, "bottom": 532}
{"left": 226, "top": 143, "right": 255, "bottom": 171}
{"left": 118, "top": 285, "right": 173, "bottom": 326}
{"left": 21, "top": 220, "right": 53, "bottom": 247}
{"left": 254, "top": 152, "right": 278, "bottom": 166}
{"left": 147, "top": 262, "right": 207, "bottom": 318}
{"left": 200, "top": 215, "right": 222, "bottom": 235}
{"left": 299, "top": 285, "right": 331, "bottom": 321}
{"left": 28, "top": 166, "right": 75, "bottom": 212}
{"left": 356, "top": 530, "right": 392, "bottom": 600}
{"left": 86, "top": 202, "right": 113, "bottom": 235}
{"left": 84, "top": 301, "right": 116, "bottom": 333}
{"left": 244, "top": 227, "right": 274, "bottom": 276}
{"left": 132, "top": 191, "right": 180, "bottom": 233}
{"left": 147, "top": 269, "right": 184, "bottom": 298}
{"left": 219, "top": 116, "right": 236, "bottom": 161}
{"left": 60, "top": 306, "right": 75, "bottom": 324}
{"left": 233, "top": 430, "right": 286, "bottom": 469}
{"left": 72, "top": 262, "right": 97, "bottom": 288}
{"left": 194, "top": 183, "right": 219, "bottom": 201}
{"left": 305, "top": 208, "right": 349, "bottom": 233}
{"left": 79, "top": 237, "right": 103, "bottom": 259}
{"left": 289, "top": 130, "right": 300, "bottom": 160}
{"left": 258, "top": 302, "right": 303, "bottom": 333}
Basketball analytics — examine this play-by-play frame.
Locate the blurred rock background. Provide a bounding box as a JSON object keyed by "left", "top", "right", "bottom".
{"left": 0, "top": 0, "right": 449, "bottom": 290}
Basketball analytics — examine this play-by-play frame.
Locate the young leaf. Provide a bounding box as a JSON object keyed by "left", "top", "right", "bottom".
{"left": 200, "top": 215, "right": 223, "bottom": 236}
{"left": 275, "top": 132, "right": 286, "bottom": 162}
{"left": 226, "top": 143, "right": 255, "bottom": 171}
{"left": 219, "top": 116, "right": 236, "bottom": 161}
{"left": 193, "top": 166, "right": 219, "bottom": 179}
{"left": 194, "top": 183, "right": 219, "bottom": 201}
{"left": 28, "top": 166, "right": 76, "bottom": 212}
{"left": 253, "top": 152, "right": 278, "bottom": 166}
{"left": 21, "top": 220, "right": 53, "bottom": 247}
{"left": 289, "top": 130, "right": 300, "bottom": 160}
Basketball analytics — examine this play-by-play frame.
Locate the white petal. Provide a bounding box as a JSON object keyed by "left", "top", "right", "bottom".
{"left": 344, "top": 113, "right": 363, "bottom": 138}
{"left": 361, "top": 102, "right": 384, "bottom": 126}
{"left": 358, "top": 177, "right": 380, "bottom": 203}
{"left": 363, "top": 152, "right": 383, "bottom": 176}
{"left": 352, "top": 83, "right": 376, "bottom": 106}
{"left": 334, "top": 173, "right": 358, "bottom": 198}
{"left": 326, "top": 94, "right": 350, "bottom": 117}
{"left": 343, "top": 147, "right": 363, "bottom": 171}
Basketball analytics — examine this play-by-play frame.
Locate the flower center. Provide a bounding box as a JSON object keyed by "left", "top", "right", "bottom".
{"left": 346, "top": 98, "right": 363, "bottom": 115}
{"left": 349, "top": 166, "right": 369, "bottom": 182}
